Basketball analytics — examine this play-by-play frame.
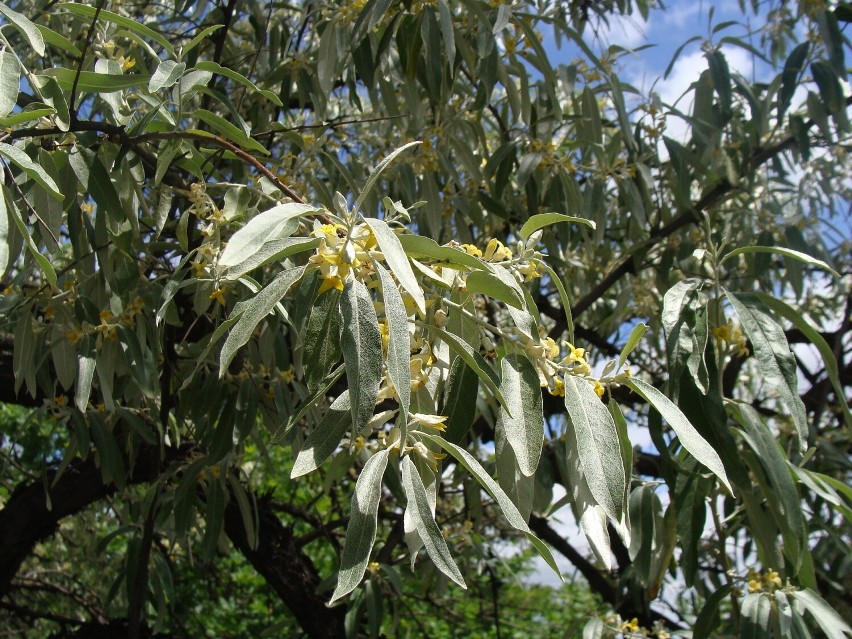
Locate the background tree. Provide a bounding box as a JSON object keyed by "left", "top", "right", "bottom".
{"left": 0, "top": 0, "right": 850, "bottom": 637}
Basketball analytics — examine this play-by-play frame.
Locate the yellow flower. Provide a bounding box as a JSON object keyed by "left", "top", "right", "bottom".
{"left": 542, "top": 336, "right": 560, "bottom": 359}
{"left": 484, "top": 238, "right": 512, "bottom": 261}
{"left": 209, "top": 288, "right": 226, "bottom": 305}
{"left": 121, "top": 56, "right": 136, "bottom": 72}
{"left": 377, "top": 321, "right": 390, "bottom": 351}
{"left": 460, "top": 243, "right": 482, "bottom": 257}
{"left": 317, "top": 274, "right": 344, "bottom": 294}
{"left": 368, "top": 561, "right": 380, "bottom": 576}
{"left": 564, "top": 342, "right": 586, "bottom": 364}
{"left": 411, "top": 413, "right": 448, "bottom": 431}
{"left": 53, "top": 394, "right": 68, "bottom": 408}
{"left": 765, "top": 570, "right": 782, "bottom": 589}
{"left": 748, "top": 578, "right": 763, "bottom": 593}
{"left": 279, "top": 366, "right": 295, "bottom": 384}
{"left": 353, "top": 436, "right": 365, "bottom": 452}
{"left": 594, "top": 380, "right": 605, "bottom": 398}
{"left": 410, "top": 441, "right": 446, "bottom": 472}
{"left": 621, "top": 618, "right": 640, "bottom": 633}
{"left": 192, "top": 259, "right": 208, "bottom": 277}
{"left": 65, "top": 328, "right": 84, "bottom": 346}
{"left": 549, "top": 377, "right": 565, "bottom": 397}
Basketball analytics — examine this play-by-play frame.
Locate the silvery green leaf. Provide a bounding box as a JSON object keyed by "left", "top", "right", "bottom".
{"left": 340, "top": 278, "right": 383, "bottom": 435}
{"left": 352, "top": 142, "right": 420, "bottom": 216}
{"left": 0, "top": 52, "right": 20, "bottom": 118}
{"left": 740, "top": 593, "right": 772, "bottom": 639}
{"left": 465, "top": 270, "right": 523, "bottom": 309}
{"left": 726, "top": 290, "right": 808, "bottom": 452}
{"left": 375, "top": 263, "right": 410, "bottom": 425}
{"left": 0, "top": 3, "right": 45, "bottom": 55}
{"left": 790, "top": 589, "right": 852, "bottom": 639}
{"left": 401, "top": 456, "right": 466, "bottom": 588}
{"left": 0, "top": 142, "right": 62, "bottom": 200}
{"left": 218, "top": 203, "right": 319, "bottom": 268}
{"left": 420, "top": 432, "right": 562, "bottom": 580}
{"left": 222, "top": 237, "right": 319, "bottom": 280}
{"left": 618, "top": 322, "right": 648, "bottom": 369}
{"left": 364, "top": 218, "right": 425, "bottom": 316}
{"left": 148, "top": 60, "right": 186, "bottom": 92}
{"left": 75, "top": 339, "right": 96, "bottom": 412}
{"left": 291, "top": 391, "right": 352, "bottom": 478}
{"left": 429, "top": 326, "right": 507, "bottom": 412}
{"left": 495, "top": 435, "right": 534, "bottom": 521}
{"left": 721, "top": 245, "right": 839, "bottom": 277}
{"left": 329, "top": 449, "right": 390, "bottom": 604}
{"left": 497, "top": 354, "right": 543, "bottom": 477}
{"left": 563, "top": 375, "right": 625, "bottom": 522}
{"left": 625, "top": 377, "right": 732, "bottom": 493}
{"left": 219, "top": 266, "right": 304, "bottom": 376}
{"left": 518, "top": 212, "right": 596, "bottom": 239}
{"left": 752, "top": 291, "right": 851, "bottom": 427}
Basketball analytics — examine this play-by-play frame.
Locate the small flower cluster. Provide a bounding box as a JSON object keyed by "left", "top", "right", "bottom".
{"left": 223, "top": 363, "right": 296, "bottom": 398}
{"left": 594, "top": 613, "right": 671, "bottom": 638}
{"left": 739, "top": 568, "right": 786, "bottom": 595}
{"left": 307, "top": 222, "right": 380, "bottom": 294}
{"left": 712, "top": 319, "right": 749, "bottom": 357}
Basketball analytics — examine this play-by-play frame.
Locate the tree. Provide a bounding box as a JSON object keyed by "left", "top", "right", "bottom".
{"left": 0, "top": 0, "right": 849, "bottom": 636}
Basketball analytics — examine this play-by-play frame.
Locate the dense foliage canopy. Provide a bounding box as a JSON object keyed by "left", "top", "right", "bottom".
{"left": 0, "top": 0, "right": 850, "bottom": 636}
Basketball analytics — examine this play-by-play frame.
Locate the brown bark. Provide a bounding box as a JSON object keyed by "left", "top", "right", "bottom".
{"left": 223, "top": 496, "right": 347, "bottom": 639}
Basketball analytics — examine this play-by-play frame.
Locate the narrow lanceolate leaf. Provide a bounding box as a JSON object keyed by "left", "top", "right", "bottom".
{"left": 721, "top": 245, "right": 839, "bottom": 277}
{"left": 59, "top": 3, "right": 174, "bottom": 54}
{"left": 753, "top": 291, "right": 852, "bottom": 427}
{"left": 340, "top": 279, "right": 383, "bottom": 435}
{"left": 734, "top": 403, "right": 805, "bottom": 572}
{"left": 618, "top": 322, "right": 648, "bottom": 369}
{"left": 0, "top": 185, "right": 9, "bottom": 276}
{"left": 291, "top": 391, "right": 352, "bottom": 478}
{"left": 401, "top": 456, "right": 466, "bottom": 588}
{"left": 352, "top": 142, "right": 421, "bottom": 216}
{"left": 375, "top": 264, "right": 411, "bottom": 423}
{"left": 222, "top": 237, "right": 319, "bottom": 280}
{"left": 219, "top": 267, "right": 304, "bottom": 376}
{"left": 429, "top": 326, "right": 507, "bottom": 412}
{"left": 562, "top": 375, "right": 625, "bottom": 522}
{"left": 0, "top": 143, "right": 62, "bottom": 200}
{"left": 625, "top": 377, "right": 732, "bottom": 493}
{"left": 518, "top": 212, "right": 596, "bottom": 239}
{"left": 466, "top": 270, "right": 524, "bottom": 309}
{"left": 329, "top": 449, "right": 390, "bottom": 604}
{"left": 420, "top": 432, "right": 562, "bottom": 580}
{"left": 364, "top": 219, "right": 425, "bottom": 316}
{"left": 0, "top": 3, "right": 45, "bottom": 55}
{"left": 194, "top": 61, "right": 283, "bottom": 106}
{"left": 441, "top": 357, "right": 479, "bottom": 445}
{"left": 74, "top": 340, "right": 96, "bottom": 412}
{"left": 218, "top": 203, "right": 319, "bottom": 268}
{"left": 497, "top": 354, "right": 543, "bottom": 477}
{"left": 148, "top": 60, "right": 186, "bottom": 92}
{"left": 725, "top": 291, "right": 808, "bottom": 452}
{"left": 44, "top": 68, "right": 149, "bottom": 93}
{"left": 3, "top": 188, "right": 56, "bottom": 287}
{"left": 0, "top": 52, "right": 20, "bottom": 118}
{"left": 790, "top": 589, "right": 852, "bottom": 639}
{"left": 396, "top": 235, "right": 487, "bottom": 271}
{"left": 193, "top": 109, "right": 269, "bottom": 155}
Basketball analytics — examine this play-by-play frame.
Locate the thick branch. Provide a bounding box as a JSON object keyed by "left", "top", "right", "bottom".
{"left": 0, "top": 444, "right": 193, "bottom": 595}
{"left": 223, "top": 494, "right": 347, "bottom": 639}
